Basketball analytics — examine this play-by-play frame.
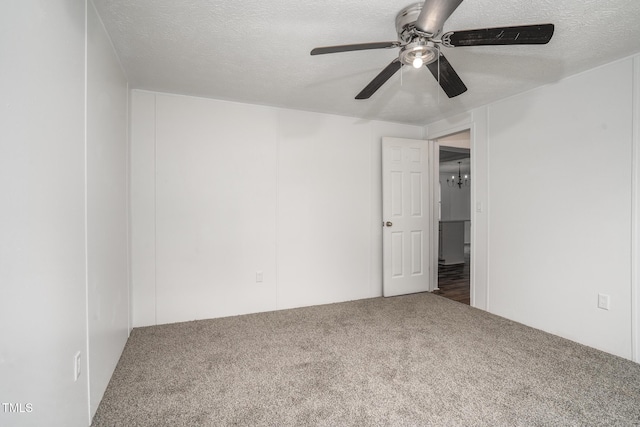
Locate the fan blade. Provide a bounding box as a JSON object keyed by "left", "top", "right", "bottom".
{"left": 310, "top": 41, "right": 400, "bottom": 55}
{"left": 355, "top": 58, "right": 403, "bottom": 99}
{"left": 442, "top": 24, "right": 554, "bottom": 47}
{"left": 415, "top": 0, "right": 464, "bottom": 36}
{"left": 426, "top": 53, "right": 467, "bottom": 98}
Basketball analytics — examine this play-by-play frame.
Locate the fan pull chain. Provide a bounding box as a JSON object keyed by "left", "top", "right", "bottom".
{"left": 437, "top": 52, "right": 441, "bottom": 104}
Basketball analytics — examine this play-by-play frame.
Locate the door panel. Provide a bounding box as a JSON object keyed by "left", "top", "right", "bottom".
{"left": 382, "top": 137, "right": 432, "bottom": 297}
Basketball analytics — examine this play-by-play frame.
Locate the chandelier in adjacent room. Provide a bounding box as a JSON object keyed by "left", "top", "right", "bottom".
{"left": 447, "top": 161, "right": 470, "bottom": 188}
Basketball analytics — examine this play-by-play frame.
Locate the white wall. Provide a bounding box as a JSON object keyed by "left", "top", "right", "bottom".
{"left": 86, "top": 0, "right": 130, "bottom": 418}
{"left": 0, "top": 1, "right": 89, "bottom": 426}
{"left": 427, "top": 55, "right": 640, "bottom": 360}
{"left": 154, "top": 94, "right": 278, "bottom": 324}
{"left": 130, "top": 92, "right": 157, "bottom": 326}
{"left": 0, "top": 1, "right": 130, "bottom": 425}
{"left": 130, "top": 91, "right": 423, "bottom": 326}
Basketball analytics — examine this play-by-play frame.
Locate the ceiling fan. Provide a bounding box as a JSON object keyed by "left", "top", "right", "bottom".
{"left": 310, "top": 0, "right": 554, "bottom": 99}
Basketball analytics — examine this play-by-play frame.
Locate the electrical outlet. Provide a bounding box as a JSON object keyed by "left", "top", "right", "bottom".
{"left": 597, "top": 294, "right": 610, "bottom": 310}
{"left": 256, "top": 271, "right": 263, "bottom": 283}
{"left": 74, "top": 352, "right": 81, "bottom": 381}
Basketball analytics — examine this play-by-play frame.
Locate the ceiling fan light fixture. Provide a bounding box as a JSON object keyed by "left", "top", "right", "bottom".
{"left": 400, "top": 41, "right": 438, "bottom": 68}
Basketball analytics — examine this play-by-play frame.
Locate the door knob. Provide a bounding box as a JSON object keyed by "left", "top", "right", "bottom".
{"left": 385, "top": 221, "right": 393, "bottom": 227}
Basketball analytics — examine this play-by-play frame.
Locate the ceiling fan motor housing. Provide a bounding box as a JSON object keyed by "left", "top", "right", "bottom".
{"left": 396, "top": 2, "right": 439, "bottom": 41}
{"left": 396, "top": 3, "right": 441, "bottom": 67}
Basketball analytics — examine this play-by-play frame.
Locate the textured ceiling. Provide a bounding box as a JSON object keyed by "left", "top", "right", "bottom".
{"left": 92, "top": 0, "right": 640, "bottom": 125}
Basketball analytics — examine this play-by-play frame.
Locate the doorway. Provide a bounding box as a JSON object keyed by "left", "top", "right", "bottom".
{"left": 433, "top": 131, "right": 471, "bottom": 305}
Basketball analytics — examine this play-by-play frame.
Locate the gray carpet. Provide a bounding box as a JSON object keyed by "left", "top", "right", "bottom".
{"left": 92, "top": 293, "right": 640, "bottom": 426}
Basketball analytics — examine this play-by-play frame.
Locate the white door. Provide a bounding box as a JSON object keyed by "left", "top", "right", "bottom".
{"left": 382, "top": 137, "right": 436, "bottom": 297}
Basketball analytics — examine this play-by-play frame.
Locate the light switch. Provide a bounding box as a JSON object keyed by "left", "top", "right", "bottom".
{"left": 597, "top": 293, "right": 610, "bottom": 310}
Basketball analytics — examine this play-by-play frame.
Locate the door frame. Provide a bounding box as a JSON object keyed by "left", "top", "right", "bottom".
{"left": 426, "top": 122, "right": 479, "bottom": 307}
{"left": 428, "top": 140, "right": 439, "bottom": 292}
{"left": 632, "top": 55, "right": 640, "bottom": 362}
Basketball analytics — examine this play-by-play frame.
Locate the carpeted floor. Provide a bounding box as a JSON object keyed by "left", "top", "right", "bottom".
{"left": 92, "top": 293, "right": 640, "bottom": 426}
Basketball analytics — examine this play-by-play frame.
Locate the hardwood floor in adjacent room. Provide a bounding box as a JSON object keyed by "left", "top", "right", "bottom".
{"left": 433, "top": 245, "right": 470, "bottom": 305}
